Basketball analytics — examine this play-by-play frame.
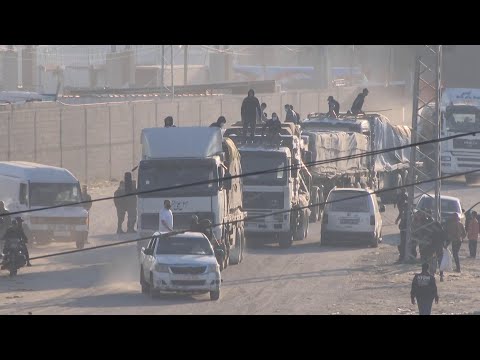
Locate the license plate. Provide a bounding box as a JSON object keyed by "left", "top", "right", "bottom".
{"left": 340, "top": 218, "right": 359, "bottom": 224}
{"left": 54, "top": 231, "right": 71, "bottom": 237}
{"left": 175, "top": 274, "right": 198, "bottom": 281}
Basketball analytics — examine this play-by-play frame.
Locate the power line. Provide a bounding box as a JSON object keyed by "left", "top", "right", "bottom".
{"left": 29, "top": 167, "right": 480, "bottom": 261}
{"left": 4, "top": 130, "right": 478, "bottom": 218}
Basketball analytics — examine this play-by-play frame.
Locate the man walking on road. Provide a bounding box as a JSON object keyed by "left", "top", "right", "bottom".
{"left": 467, "top": 210, "right": 479, "bottom": 258}
{"left": 114, "top": 181, "right": 127, "bottom": 234}
{"left": 395, "top": 207, "right": 408, "bottom": 262}
{"left": 446, "top": 213, "right": 466, "bottom": 272}
{"left": 159, "top": 200, "right": 173, "bottom": 233}
{"left": 411, "top": 263, "right": 439, "bottom": 315}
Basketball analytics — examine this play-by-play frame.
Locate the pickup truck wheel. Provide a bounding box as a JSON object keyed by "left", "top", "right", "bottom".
{"left": 149, "top": 273, "right": 159, "bottom": 298}
{"left": 370, "top": 234, "right": 379, "bottom": 248}
{"left": 140, "top": 268, "right": 149, "bottom": 294}
{"left": 210, "top": 289, "right": 220, "bottom": 301}
{"left": 279, "top": 233, "right": 293, "bottom": 248}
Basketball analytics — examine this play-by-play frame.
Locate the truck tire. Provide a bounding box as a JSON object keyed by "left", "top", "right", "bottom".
{"left": 309, "top": 187, "right": 320, "bottom": 223}
{"left": 210, "top": 289, "right": 220, "bottom": 301}
{"left": 370, "top": 233, "right": 379, "bottom": 248}
{"left": 229, "top": 229, "right": 242, "bottom": 265}
{"left": 279, "top": 232, "right": 293, "bottom": 248}
{"left": 149, "top": 273, "right": 159, "bottom": 298}
{"left": 140, "top": 268, "right": 149, "bottom": 294}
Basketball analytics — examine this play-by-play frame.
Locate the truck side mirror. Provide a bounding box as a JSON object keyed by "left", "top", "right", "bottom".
{"left": 221, "top": 171, "right": 232, "bottom": 191}
{"left": 303, "top": 151, "right": 313, "bottom": 164}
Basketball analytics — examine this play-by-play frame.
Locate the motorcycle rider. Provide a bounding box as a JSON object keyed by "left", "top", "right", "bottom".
{"left": 2, "top": 218, "right": 31, "bottom": 268}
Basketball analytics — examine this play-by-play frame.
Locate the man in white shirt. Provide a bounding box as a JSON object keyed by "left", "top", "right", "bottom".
{"left": 159, "top": 199, "right": 174, "bottom": 233}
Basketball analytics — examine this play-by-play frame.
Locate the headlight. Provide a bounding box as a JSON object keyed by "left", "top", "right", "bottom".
{"left": 154, "top": 263, "right": 170, "bottom": 273}
{"left": 207, "top": 263, "right": 219, "bottom": 272}
{"left": 441, "top": 156, "right": 451, "bottom": 161}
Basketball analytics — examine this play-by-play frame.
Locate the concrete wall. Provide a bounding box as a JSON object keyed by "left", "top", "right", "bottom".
{"left": 0, "top": 85, "right": 408, "bottom": 184}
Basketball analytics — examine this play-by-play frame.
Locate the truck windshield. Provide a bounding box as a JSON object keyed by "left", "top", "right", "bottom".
{"left": 327, "top": 190, "right": 370, "bottom": 213}
{"left": 138, "top": 159, "right": 218, "bottom": 197}
{"left": 240, "top": 151, "right": 288, "bottom": 186}
{"left": 156, "top": 236, "right": 213, "bottom": 256}
{"left": 445, "top": 107, "right": 480, "bottom": 132}
{"left": 29, "top": 183, "right": 81, "bottom": 207}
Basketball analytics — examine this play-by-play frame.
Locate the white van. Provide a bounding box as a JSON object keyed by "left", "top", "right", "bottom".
{"left": 0, "top": 162, "right": 89, "bottom": 249}
{"left": 320, "top": 187, "right": 385, "bottom": 247}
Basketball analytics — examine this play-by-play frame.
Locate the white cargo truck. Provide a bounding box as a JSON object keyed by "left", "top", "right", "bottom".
{"left": 135, "top": 127, "right": 246, "bottom": 268}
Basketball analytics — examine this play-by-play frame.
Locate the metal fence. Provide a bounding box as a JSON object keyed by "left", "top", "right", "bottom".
{"left": 0, "top": 86, "right": 403, "bottom": 184}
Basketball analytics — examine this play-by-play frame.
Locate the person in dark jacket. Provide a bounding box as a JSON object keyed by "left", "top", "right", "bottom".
{"left": 395, "top": 188, "right": 408, "bottom": 216}
{"left": 262, "top": 112, "right": 282, "bottom": 146}
{"left": 241, "top": 89, "right": 261, "bottom": 142}
{"left": 2, "top": 218, "right": 31, "bottom": 267}
{"left": 351, "top": 88, "right": 369, "bottom": 115}
{"left": 164, "top": 116, "right": 176, "bottom": 128}
{"left": 411, "top": 263, "right": 439, "bottom": 315}
{"left": 327, "top": 96, "right": 340, "bottom": 118}
{"left": 81, "top": 185, "right": 92, "bottom": 212}
{"left": 445, "top": 213, "right": 466, "bottom": 272}
{"left": 124, "top": 172, "right": 137, "bottom": 233}
{"left": 114, "top": 181, "right": 127, "bottom": 234}
{"left": 290, "top": 105, "right": 300, "bottom": 124}
{"left": 395, "top": 207, "right": 408, "bottom": 262}
{"left": 209, "top": 116, "right": 227, "bottom": 128}
{"left": 284, "top": 104, "right": 296, "bottom": 124}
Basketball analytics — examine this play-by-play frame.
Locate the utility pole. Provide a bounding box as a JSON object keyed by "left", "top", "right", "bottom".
{"left": 161, "top": 45, "right": 165, "bottom": 90}
{"left": 405, "top": 45, "right": 443, "bottom": 265}
{"left": 184, "top": 45, "right": 188, "bottom": 86}
{"left": 171, "top": 45, "right": 174, "bottom": 98}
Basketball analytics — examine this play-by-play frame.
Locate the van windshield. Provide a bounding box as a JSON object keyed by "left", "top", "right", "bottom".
{"left": 29, "top": 183, "right": 81, "bottom": 207}
{"left": 327, "top": 191, "right": 370, "bottom": 213}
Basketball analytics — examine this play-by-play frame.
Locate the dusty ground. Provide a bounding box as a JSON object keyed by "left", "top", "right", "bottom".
{"left": 0, "top": 178, "right": 479, "bottom": 315}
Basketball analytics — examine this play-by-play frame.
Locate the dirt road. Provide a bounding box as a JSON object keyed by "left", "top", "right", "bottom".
{"left": 1, "top": 178, "right": 479, "bottom": 315}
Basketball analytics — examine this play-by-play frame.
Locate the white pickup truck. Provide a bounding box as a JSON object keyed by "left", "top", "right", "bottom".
{"left": 139, "top": 231, "right": 223, "bottom": 301}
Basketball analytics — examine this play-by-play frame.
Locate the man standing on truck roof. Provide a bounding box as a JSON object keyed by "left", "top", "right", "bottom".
{"left": 284, "top": 104, "right": 297, "bottom": 124}
{"left": 164, "top": 116, "right": 176, "bottom": 128}
{"left": 351, "top": 88, "right": 369, "bottom": 115}
{"left": 159, "top": 200, "right": 174, "bottom": 233}
{"left": 209, "top": 116, "right": 227, "bottom": 128}
{"left": 262, "top": 112, "right": 282, "bottom": 147}
{"left": 327, "top": 96, "right": 340, "bottom": 118}
{"left": 241, "top": 89, "right": 262, "bottom": 143}
{"left": 290, "top": 105, "right": 300, "bottom": 124}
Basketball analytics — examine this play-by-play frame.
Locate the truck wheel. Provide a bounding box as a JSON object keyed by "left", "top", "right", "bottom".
{"left": 370, "top": 234, "right": 379, "bottom": 248}
{"left": 229, "top": 229, "right": 242, "bottom": 265}
{"left": 320, "top": 232, "right": 329, "bottom": 246}
{"left": 210, "top": 289, "right": 220, "bottom": 301}
{"left": 279, "top": 233, "right": 293, "bottom": 248}
{"left": 310, "top": 187, "right": 320, "bottom": 223}
{"left": 294, "top": 211, "right": 307, "bottom": 241}
{"left": 140, "top": 268, "right": 149, "bottom": 294}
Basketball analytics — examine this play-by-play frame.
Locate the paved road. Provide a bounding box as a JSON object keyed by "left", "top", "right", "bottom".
{"left": 0, "top": 177, "right": 477, "bottom": 314}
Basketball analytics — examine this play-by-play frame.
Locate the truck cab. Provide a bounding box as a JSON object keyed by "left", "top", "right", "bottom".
{"left": 224, "top": 123, "right": 315, "bottom": 248}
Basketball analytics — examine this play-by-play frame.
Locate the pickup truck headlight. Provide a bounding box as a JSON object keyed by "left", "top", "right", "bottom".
{"left": 207, "top": 263, "right": 219, "bottom": 273}
{"left": 154, "top": 263, "right": 170, "bottom": 273}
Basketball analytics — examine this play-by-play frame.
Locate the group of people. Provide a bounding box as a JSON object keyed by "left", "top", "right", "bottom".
{"left": 114, "top": 172, "right": 137, "bottom": 234}
{"left": 326, "top": 88, "right": 369, "bottom": 118}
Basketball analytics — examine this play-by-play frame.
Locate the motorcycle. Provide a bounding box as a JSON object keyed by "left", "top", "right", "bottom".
{"left": 1, "top": 238, "right": 27, "bottom": 277}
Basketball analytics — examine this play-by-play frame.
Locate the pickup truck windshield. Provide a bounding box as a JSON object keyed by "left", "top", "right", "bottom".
{"left": 156, "top": 236, "right": 213, "bottom": 256}
{"left": 240, "top": 151, "right": 288, "bottom": 186}
{"left": 29, "top": 183, "right": 81, "bottom": 207}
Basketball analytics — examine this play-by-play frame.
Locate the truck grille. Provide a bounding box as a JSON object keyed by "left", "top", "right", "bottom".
{"left": 170, "top": 266, "right": 206, "bottom": 274}
{"left": 453, "top": 139, "right": 480, "bottom": 150}
{"left": 171, "top": 280, "right": 206, "bottom": 286}
{"left": 243, "top": 192, "right": 284, "bottom": 210}
{"left": 30, "top": 217, "right": 86, "bottom": 225}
